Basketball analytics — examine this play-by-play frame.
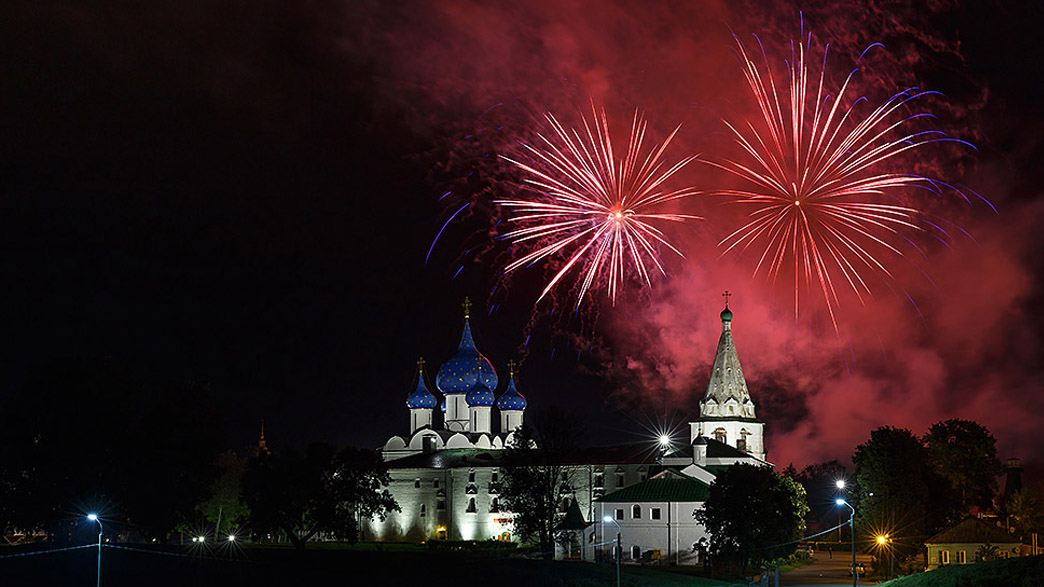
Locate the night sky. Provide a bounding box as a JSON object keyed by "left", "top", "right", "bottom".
{"left": 4, "top": 1, "right": 1044, "bottom": 475}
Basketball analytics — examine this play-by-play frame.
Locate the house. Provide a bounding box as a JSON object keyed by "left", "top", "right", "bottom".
{"left": 587, "top": 469, "right": 712, "bottom": 565}
{"left": 925, "top": 517, "right": 1022, "bottom": 570}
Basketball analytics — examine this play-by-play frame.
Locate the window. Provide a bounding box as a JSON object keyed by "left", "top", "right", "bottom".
{"left": 420, "top": 504, "right": 426, "bottom": 517}
{"left": 437, "top": 499, "right": 446, "bottom": 510}
{"left": 589, "top": 532, "right": 595, "bottom": 544}
{"left": 466, "top": 497, "right": 477, "bottom": 513}
{"left": 594, "top": 473, "right": 604, "bottom": 488}
{"left": 562, "top": 471, "right": 569, "bottom": 481}
{"left": 561, "top": 498, "right": 570, "bottom": 512}
{"left": 940, "top": 550, "right": 950, "bottom": 565}
{"left": 651, "top": 508, "right": 661, "bottom": 520}
{"left": 414, "top": 479, "right": 421, "bottom": 488}
{"left": 615, "top": 508, "right": 624, "bottom": 520}
{"left": 433, "top": 479, "right": 439, "bottom": 488}
{"left": 616, "top": 473, "right": 625, "bottom": 486}
{"left": 713, "top": 428, "right": 727, "bottom": 443}
{"left": 490, "top": 498, "right": 500, "bottom": 513}
{"left": 957, "top": 550, "right": 966, "bottom": 564}
{"left": 631, "top": 545, "right": 641, "bottom": 560}
{"left": 491, "top": 471, "right": 498, "bottom": 483}
{"left": 469, "top": 470, "right": 476, "bottom": 483}
{"left": 632, "top": 505, "right": 641, "bottom": 519}
{"left": 640, "top": 473, "right": 647, "bottom": 482}
{"left": 738, "top": 429, "right": 750, "bottom": 452}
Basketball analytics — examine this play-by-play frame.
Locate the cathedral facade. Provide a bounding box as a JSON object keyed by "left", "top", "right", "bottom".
{"left": 363, "top": 298, "right": 770, "bottom": 555}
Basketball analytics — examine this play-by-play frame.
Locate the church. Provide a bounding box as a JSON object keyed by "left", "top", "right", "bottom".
{"left": 363, "top": 296, "right": 770, "bottom": 563}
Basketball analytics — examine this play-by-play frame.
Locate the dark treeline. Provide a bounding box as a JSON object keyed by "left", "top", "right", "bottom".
{"left": 0, "top": 357, "right": 396, "bottom": 547}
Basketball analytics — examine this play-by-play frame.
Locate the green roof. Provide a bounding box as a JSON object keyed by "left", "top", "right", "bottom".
{"left": 597, "top": 473, "right": 710, "bottom": 503}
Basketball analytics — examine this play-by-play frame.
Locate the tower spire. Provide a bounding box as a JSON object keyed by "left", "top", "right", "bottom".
{"left": 258, "top": 418, "right": 270, "bottom": 455}
{"left": 462, "top": 297, "right": 472, "bottom": 320}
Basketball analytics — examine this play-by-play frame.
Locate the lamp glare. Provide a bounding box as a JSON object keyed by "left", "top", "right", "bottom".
{"left": 86, "top": 513, "right": 98, "bottom": 521}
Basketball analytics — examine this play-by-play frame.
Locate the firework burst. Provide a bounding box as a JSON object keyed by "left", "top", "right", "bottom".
{"left": 713, "top": 30, "right": 977, "bottom": 327}
{"left": 496, "top": 106, "right": 701, "bottom": 307}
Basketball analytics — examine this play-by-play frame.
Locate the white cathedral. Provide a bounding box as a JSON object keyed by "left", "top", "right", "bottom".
{"left": 364, "top": 296, "right": 770, "bottom": 563}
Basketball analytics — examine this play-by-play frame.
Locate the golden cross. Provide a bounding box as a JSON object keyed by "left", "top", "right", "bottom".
{"left": 507, "top": 359, "right": 517, "bottom": 378}
{"left": 722, "top": 290, "right": 732, "bottom": 307}
{"left": 462, "top": 297, "right": 472, "bottom": 319}
{"left": 417, "top": 357, "right": 425, "bottom": 374}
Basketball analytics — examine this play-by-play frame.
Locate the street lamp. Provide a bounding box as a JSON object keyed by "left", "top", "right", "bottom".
{"left": 603, "top": 515, "right": 621, "bottom": 587}
{"left": 86, "top": 513, "right": 102, "bottom": 587}
{"left": 876, "top": 534, "right": 893, "bottom": 580}
{"left": 836, "top": 499, "right": 856, "bottom": 587}
{"left": 836, "top": 479, "right": 846, "bottom": 490}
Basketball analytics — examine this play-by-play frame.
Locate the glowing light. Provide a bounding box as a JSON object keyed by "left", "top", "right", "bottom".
{"left": 497, "top": 106, "right": 701, "bottom": 307}
{"left": 86, "top": 513, "right": 98, "bottom": 521}
{"left": 197, "top": 536, "right": 205, "bottom": 543}
{"left": 877, "top": 535, "right": 887, "bottom": 545}
{"left": 836, "top": 498, "right": 846, "bottom": 506}
{"left": 228, "top": 535, "right": 236, "bottom": 542}
{"left": 836, "top": 479, "right": 846, "bottom": 489}
{"left": 603, "top": 516, "right": 614, "bottom": 522}
{"left": 711, "top": 29, "right": 976, "bottom": 327}
{"left": 658, "top": 434, "right": 671, "bottom": 446}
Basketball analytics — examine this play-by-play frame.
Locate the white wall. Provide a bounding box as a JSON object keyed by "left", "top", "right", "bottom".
{"left": 590, "top": 500, "right": 709, "bottom": 565}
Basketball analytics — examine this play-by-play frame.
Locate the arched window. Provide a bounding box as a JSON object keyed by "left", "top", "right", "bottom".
{"left": 713, "top": 428, "right": 727, "bottom": 443}
{"left": 466, "top": 497, "right": 477, "bottom": 513}
{"left": 632, "top": 505, "right": 642, "bottom": 519}
{"left": 414, "top": 478, "right": 421, "bottom": 488}
{"left": 420, "top": 504, "right": 426, "bottom": 517}
{"left": 631, "top": 545, "right": 641, "bottom": 560}
{"left": 738, "top": 429, "right": 750, "bottom": 452}
{"left": 490, "top": 498, "right": 500, "bottom": 513}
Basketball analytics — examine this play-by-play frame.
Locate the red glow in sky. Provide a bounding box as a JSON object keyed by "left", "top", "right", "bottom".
{"left": 352, "top": 0, "right": 1044, "bottom": 469}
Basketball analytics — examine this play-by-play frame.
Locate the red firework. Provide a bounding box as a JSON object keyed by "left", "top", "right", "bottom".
{"left": 713, "top": 30, "right": 977, "bottom": 327}
{"left": 497, "top": 106, "right": 701, "bottom": 307}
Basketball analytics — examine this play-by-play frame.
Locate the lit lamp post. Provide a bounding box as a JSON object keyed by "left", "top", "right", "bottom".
{"left": 603, "top": 515, "right": 621, "bottom": 587}
{"left": 86, "top": 513, "right": 103, "bottom": 587}
{"left": 836, "top": 499, "right": 856, "bottom": 587}
{"left": 877, "top": 534, "right": 893, "bottom": 580}
{"left": 835, "top": 479, "right": 846, "bottom": 543}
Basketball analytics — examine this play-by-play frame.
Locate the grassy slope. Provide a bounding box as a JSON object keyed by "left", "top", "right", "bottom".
{"left": 0, "top": 544, "right": 732, "bottom": 587}
{"left": 879, "top": 555, "right": 1044, "bottom": 587}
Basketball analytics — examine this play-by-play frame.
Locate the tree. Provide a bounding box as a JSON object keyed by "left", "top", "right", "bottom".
{"left": 198, "top": 450, "right": 250, "bottom": 538}
{"left": 793, "top": 460, "right": 850, "bottom": 534}
{"left": 923, "top": 419, "right": 1004, "bottom": 513}
{"left": 498, "top": 406, "right": 585, "bottom": 558}
{"left": 1006, "top": 486, "right": 1044, "bottom": 535}
{"left": 853, "top": 426, "right": 960, "bottom": 554}
{"left": 243, "top": 443, "right": 397, "bottom": 548}
{"left": 696, "top": 463, "right": 808, "bottom": 572}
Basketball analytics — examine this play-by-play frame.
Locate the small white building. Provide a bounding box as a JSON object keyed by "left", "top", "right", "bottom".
{"left": 590, "top": 469, "right": 712, "bottom": 565}
{"left": 925, "top": 517, "right": 1022, "bottom": 570}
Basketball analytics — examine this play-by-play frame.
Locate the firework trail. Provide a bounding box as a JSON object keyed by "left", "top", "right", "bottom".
{"left": 496, "top": 106, "right": 701, "bottom": 308}
{"left": 712, "top": 29, "right": 976, "bottom": 328}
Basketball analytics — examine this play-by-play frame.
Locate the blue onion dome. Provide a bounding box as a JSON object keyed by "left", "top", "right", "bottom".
{"left": 465, "top": 381, "right": 495, "bottom": 407}
{"left": 497, "top": 366, "right": 527, "bottom": 411}
{"left": 435, "top": 298, "right": 499, "bottom": 395}
{"left": 405, "top": 358, "right": 438, "bottom": 409}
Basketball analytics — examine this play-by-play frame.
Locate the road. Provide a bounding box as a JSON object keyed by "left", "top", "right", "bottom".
{"left": 781, "top": 551, "right": 879, "bottom": 586}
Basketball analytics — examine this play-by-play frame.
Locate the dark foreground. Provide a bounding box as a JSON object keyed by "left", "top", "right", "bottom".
{"left": 0, "top": 544, "right": 729, "bottom": 587}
